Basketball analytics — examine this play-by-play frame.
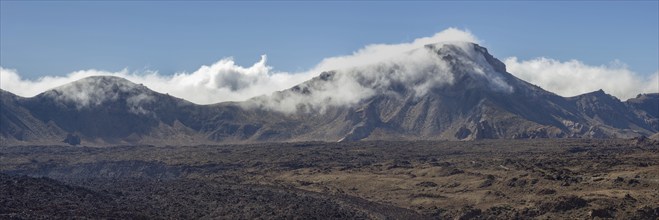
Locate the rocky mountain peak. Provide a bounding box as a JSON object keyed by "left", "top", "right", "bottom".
{"left": 40, "top": 76, "right": 155, "bottom": 109}
{"left": 425, "top": 42, "right": 507, "bottom": 73}
{"left": 575, "top": 89, "right": 620, "bottom": 102}
{"left": 50, "top": 75, "right": 150, "bottom": 94}
{"left": 626, "top": 92, "right": 659, "bottom": 119}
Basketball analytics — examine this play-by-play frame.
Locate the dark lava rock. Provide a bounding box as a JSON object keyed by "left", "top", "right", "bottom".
{"left": 457, "top": 206, "right": 482, "bottom": 220}
{"left": 387, "top": 160, "right": 413, "bottom": 169}
{"left": 613, "top": 177, "right": 625, "bottom": 183}
{"left": 567, "top": 146, "right": 590, "bottom": 153}
{"left": 589, "top": 207, "right": 615, "bottom": 218}
{"left": 482, "top": 205, "right": 517, "bottom": 219}
{"left": 537, "top": 188, "right": 557, "bottom": 195}
{"left": 623, "top": 193, "right": 637, "bottom": 203}
{"left": 446, "top": 168, "right": 465, "bottom": 176}
{"left": 636, "top": 162, "right": 649, "bottom": 167}
{"left": 627, "top": 179, "right": 640, "bottom": 186}
{"left": 1, "top": 173, "right": 422, "bottom": 219}
{"left": 507, "top": 177, "right": 527, "bottom": 187}
{"left": 416, "top": 181, "right": 438, "bottom": 187}
{"left": 479, "top": 174, "right": 496, "bottom": 188}
{"left": 479, "top": 179, "right": 494, "bottom": 188}
{"left": 63, "top": 133, "right": 81, "bottom": 145}
{"left": 455, "top": 127, "right": 472, "bottom": 140}
{"left": 538, "top": 195, "right": 588, "bottom": 212}
{"left": 443, "top": 182, "right": 461, "bottom": 188}
{"left": 632, "top": 206, "right": 659, "bottom": 220}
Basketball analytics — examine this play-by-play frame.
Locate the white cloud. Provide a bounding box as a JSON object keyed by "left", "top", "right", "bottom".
{"left": 1, "top": 28, "right": 485, "bottom": 112}
{"left": 12, "top": 28, "right": 653, "bottom": 113}
{"left": 6, "top": 27, "right": 655, "bottom": 109}
{"left": 1, "top": 57, "right": 310, "bottom": 105}
{"left": 250, "top": 46, "right": 455, "bottom": 113}
{"left": 309, "top": 27, "right": 479, "bottom": 73}
{"left": 504, "top": 57, "right": 659, "bottom": 100}
{"left": 131, "top": 55, "right": 312, "bottom": 104}
{"left": 247, "top": 29, "right": 506, "bottom": 113}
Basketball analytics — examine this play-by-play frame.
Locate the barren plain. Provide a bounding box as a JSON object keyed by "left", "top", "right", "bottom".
{"left": 1, "top": 138, "right": 658, "bottom": 219}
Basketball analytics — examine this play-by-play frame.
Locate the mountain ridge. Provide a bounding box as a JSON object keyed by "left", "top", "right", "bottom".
{"left": 1, "top": 43, "right": 657, "bottom": 145}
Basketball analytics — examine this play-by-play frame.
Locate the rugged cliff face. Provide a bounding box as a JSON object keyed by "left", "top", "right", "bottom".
{"left": 625, "top": 93, "right": 659, "bottom": 131}
{"left": 1, "top": 43, "right": 657, "bottom": 145}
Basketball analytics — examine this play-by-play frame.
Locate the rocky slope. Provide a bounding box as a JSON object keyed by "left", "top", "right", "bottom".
{"left": 1, "top": 43, "right": 657, "bottom": 145}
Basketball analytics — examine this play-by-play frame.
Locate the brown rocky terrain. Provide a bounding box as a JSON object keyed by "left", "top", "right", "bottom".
{"left": 2, "top": 138, "right": 658, "bottom": 219}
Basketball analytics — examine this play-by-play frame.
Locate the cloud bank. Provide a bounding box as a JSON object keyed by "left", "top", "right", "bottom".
{"left": 504, "top": 57, "right": 658, "bottom": 100}
{"left": 251, "top": 29, "right": 491, "bottom": 113}
{"left": 1, "top": 28, "right": 481, "bottom": 109}
{"left": 1, "top": 27, "right": 655, "bottom": 114}
{"left": 1, "top": 56, "right": 310, "bottom": 105}
{"left": 309, "top": 28, "right": 479, "bottom": 73}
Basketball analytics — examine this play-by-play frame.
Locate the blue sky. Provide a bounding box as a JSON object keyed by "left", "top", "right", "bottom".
{"left": 1, "top": 1, "right": 657, "bottom": 80}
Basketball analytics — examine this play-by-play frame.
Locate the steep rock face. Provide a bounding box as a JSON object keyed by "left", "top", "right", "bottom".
{"left": 625, "top": 93, "right": 659, "bottom": 131}
{"left": 565, "top": 90, "right": 657, "bottom": 138}
{"left": 0, "top": 43, "right": 657, "bottom": 145}
{"left": 1, "top": 90, "right": 65, "bottom": 143}
{"left": 626, "top": 93, "right": 659, "bottom": 116}
{"left": 571, "top": 90, "right": 636, "bottom": 128}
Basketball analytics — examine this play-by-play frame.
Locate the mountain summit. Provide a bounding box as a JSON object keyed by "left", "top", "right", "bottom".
{"left": 1, "top": 43, "right": 657, "bottom": 145}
